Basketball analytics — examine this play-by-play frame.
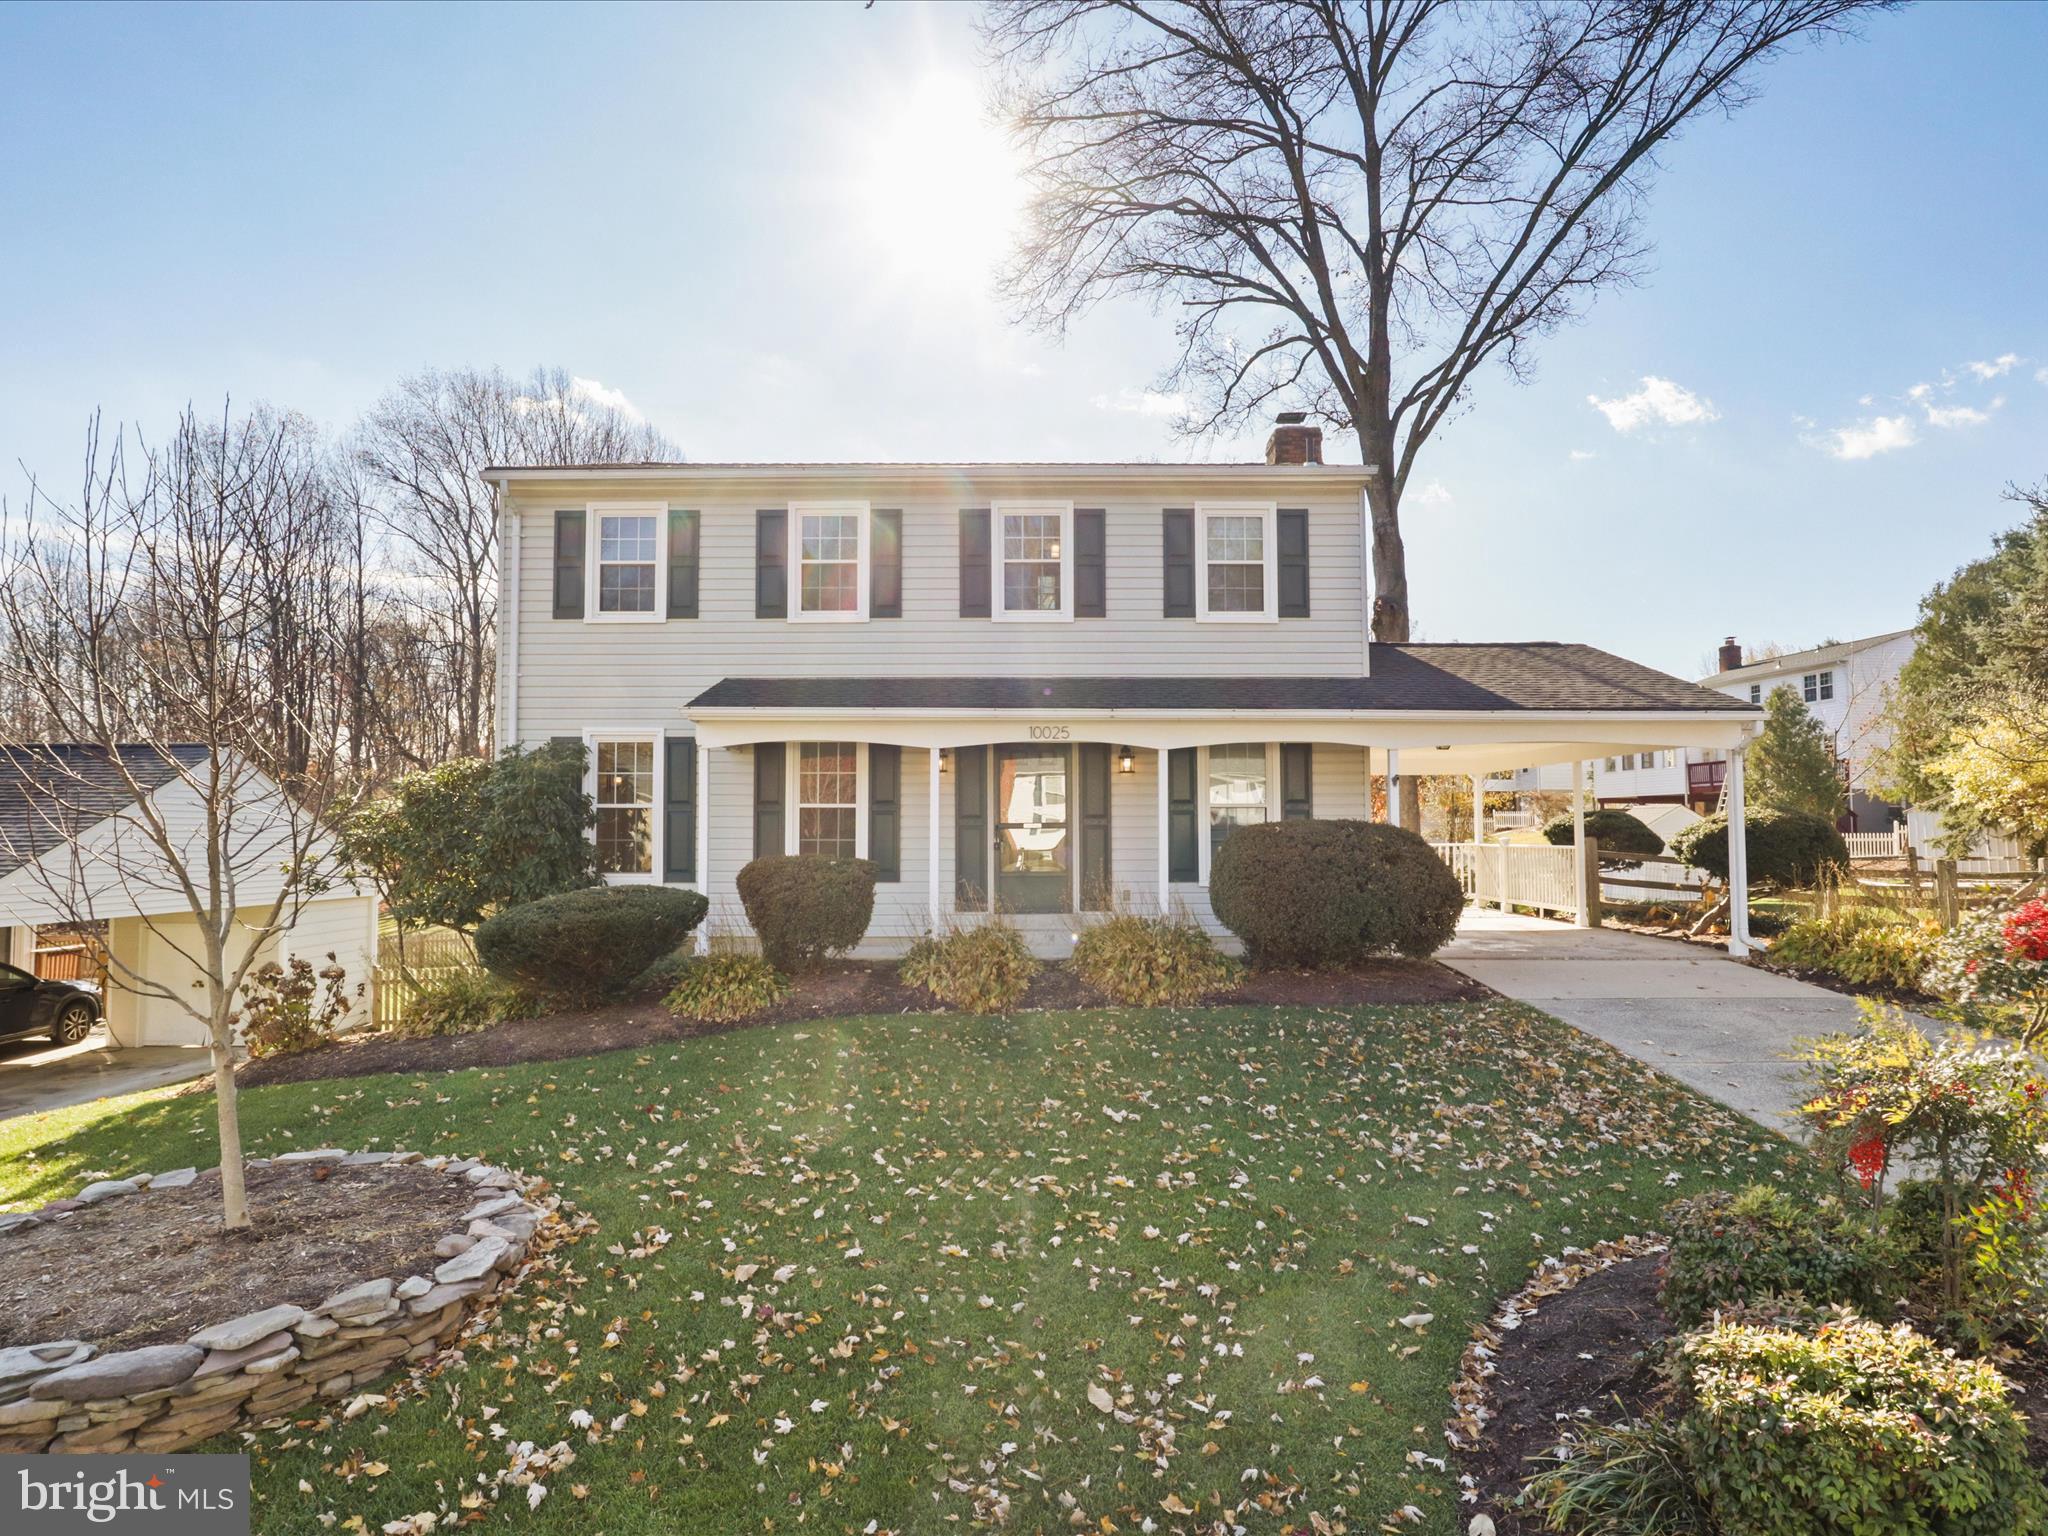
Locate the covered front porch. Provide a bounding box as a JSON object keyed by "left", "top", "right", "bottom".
{"left": 679, "top": 668, "right": 1766, "bottom": 958}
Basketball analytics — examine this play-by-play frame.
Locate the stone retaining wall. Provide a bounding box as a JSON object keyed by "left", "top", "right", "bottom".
{"left": 0, "top": 1149, "right": 553, "bottom": 1455}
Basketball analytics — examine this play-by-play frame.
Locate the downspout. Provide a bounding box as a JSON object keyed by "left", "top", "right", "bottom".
{"left": 494, "top": 474, "right": 519, "bottom": 752}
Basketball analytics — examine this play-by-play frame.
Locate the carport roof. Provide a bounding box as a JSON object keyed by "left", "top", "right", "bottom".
{"left": 0, "top": 744, "right": 211, "bottom": 878}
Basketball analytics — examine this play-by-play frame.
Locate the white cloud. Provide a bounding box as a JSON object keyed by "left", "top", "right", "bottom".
{"left": 1924, "top": 402, "right": 1991, "bottom": 429}
{"left": 1818, "top": 414, "right": 1917, "bottom": 461}
{"left": 2036, "top": 366, "right": 2048, "bottom": 386}
{"left": 568, "top": 375, "right": 645, "bottom": 422}
{"left": 1586, "top": 376, "right": 1720, "bottom": 432}
{"left": 1966, "top": 353, "right": 2021, "bottom": 380}
{"left": 1568, "top": 449, "right": 1596, "bottom": 462}
{"left": 1090, "top": 387, "right": 1187, "bottom": 419}
{"left": 1410, "top": 479, "right": 1453, "bottom": 507}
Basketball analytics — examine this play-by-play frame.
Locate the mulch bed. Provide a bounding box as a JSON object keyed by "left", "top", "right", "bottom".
{"left": 1748, "top": 955, "right": 1943, "bottom": 1011}
{"left": 1457, "top": 1253, "right": 2048, "bottom": 1532}
{"left": 233, "top": 957, "right": 1491, "bottom": 1089}
{"left": 0, "top": 1163, "right": 479, "bottom": 1352}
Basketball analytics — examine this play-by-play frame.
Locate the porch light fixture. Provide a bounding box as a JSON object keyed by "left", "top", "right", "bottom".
{"left": 939, "top": 748, "right": 952, "bottom": 775}
{"left": 1116, "top": 745, "right": 1135, "bottom": 775}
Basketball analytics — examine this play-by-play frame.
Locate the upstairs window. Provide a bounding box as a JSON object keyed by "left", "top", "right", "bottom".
{"left": 1748, "top": 683, "right": 1761, "bottom": 704}
{"left": 795, "top": 742, "right": 859, "bottom": 858}
{"left": 791, "top": 502, "right": 868, "bottom": 621}
{"left": 993, "top": 502, "right": 1071, "bottom": 621}
{"left": 588, "top": 503, "right": 666, "bottom": 621}
{"left": 1803, "top": 670, "right": 1834, "bottom": 703}
{"left": 593, "top": 736, "right": 657, "bottom": 876}
{"left": 1195, "top": 503, "right": 1277, "bottom": 622}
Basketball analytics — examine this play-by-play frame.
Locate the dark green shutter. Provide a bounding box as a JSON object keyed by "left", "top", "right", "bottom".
{"left": 1075, "top": 509, "right": 1106, "bottom": 618}
{"left": 954, "top": 745, "right": 988, "bottom": 908}
{"left": 869, "top": 744, "right": 901, "bottom": 881}
{"left": 753, "top": 743, "right": 786, "bottom": 860}
{"left": 667, "top": 509, "right": 699, "bottom": 619}
{"left": 959, "top": 510, "right": 991, "bottom": 617}
{"left": 755, "top": 510, "right": 787, "bottom": 618}
{"left": 552, "top": 511, "right": 585, "bottom": 619}
{"left": 1167, "top": 747, "right": 1198, "bottom": 881}
{"left": 1280, "top": 743, "right": 1313, "bottom": 819}
{"left": 1078, "top": 742, "right": 1112, "bottom": 909}
{"left": 872, "top": 509, "right": 902, "bottom": 618}
{"left": 1277, "top": 509, "right": 1310, "bottom": 618}
{"left": 1162, "top": 509, "right": 1195, "bottom": 617}
{"left": 664, "top": 737, "right": 697, "bottom": 881}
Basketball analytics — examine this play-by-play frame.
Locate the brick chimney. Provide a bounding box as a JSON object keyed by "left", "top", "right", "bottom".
{"left": 1265, "top": 411, "right": 1323, "bottom": 466}
{"left": 1717, "top": 636, "right": 1743, "bottom": 673}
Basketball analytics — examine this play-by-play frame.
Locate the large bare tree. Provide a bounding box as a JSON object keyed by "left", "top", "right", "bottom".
{"left": 355, "top": 366, "right": 681, "bottom": 761}
{"left": 0, "top": 408, "right": 365, "bottom": 1229}
{"left": 986, "top": 0, "right": 1888, "bottom": 648}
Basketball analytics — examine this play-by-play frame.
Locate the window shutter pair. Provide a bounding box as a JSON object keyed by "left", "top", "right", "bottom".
{"left": 1162, "top": 508, "right": 1311, "bottom": 618}
{"left": 959, "top": 508, "right": 1105, "bottom": 617}
{"left": 756, "top": 510, "right": 901, "bottom": 618}
{"left": 664, "top": 738, "right": 697, "bottom": 881}
{"left": 552, "top": 509, "right": 698, "bottom": 619}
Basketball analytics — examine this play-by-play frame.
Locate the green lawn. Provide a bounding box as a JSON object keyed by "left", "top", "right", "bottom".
{"left": 0, "top": 1002, "right": 1807, "bottom": 1534}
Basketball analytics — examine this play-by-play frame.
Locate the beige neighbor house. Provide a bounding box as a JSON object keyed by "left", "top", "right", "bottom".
{"left": 0, "top": 744, "right": 377, "bottom": 1047}
{"left": 489, "top": 417, "right": 1770, "bottom": 955}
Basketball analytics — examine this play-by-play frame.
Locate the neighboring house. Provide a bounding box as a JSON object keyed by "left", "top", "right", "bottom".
{"left": 488, "top": 417, "right": 1767, "bottom": 953}
{"left": 0, "top": 744, "right": 377, "bottom": 1047}
{"left": 1494, "top": 628, "right": 1915, "bottom": 832}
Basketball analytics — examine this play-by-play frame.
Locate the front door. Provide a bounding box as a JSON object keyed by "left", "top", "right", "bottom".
{"left": 993, "top": 744, "right": 1071, "bottom": 913}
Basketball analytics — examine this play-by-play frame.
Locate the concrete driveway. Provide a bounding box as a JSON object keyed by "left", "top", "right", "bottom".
{"left": 0, "top": 1026, "right": 212, "bottom": 1123}
{"left": 1441, "top": 910, "right": 1938, "bottom": 1136}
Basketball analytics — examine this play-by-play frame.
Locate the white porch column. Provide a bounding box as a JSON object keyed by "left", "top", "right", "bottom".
{"left": 1469, "top": 774, "right": 1486, "bottom": 844}
{"left": 928, "top": 747, "right": 943, "bottom": 925}
{"left": 1572, "top": 758, "right": 1590, "bottom": 929}
{"left": 1157, "top": 748, "right": 1172, "bottom": 918}
{"left": 694, "top": 741, "right": 711, "bottom": 954}
{"left": 1726, "top": 746, "right": 1752, "bottom": 955}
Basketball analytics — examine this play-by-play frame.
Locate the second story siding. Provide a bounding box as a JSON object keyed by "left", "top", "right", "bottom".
{"left": 499, "top": 466, "right": 1373, "bottom": 742}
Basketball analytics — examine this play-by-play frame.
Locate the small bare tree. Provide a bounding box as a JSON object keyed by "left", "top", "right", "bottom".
{"left": 0, "top": 408, "right": 365, "bottom": 1230}
{"left": 355, "top": 366, "right": 681, "bottom": 760}
{"left": 985, "top": 0, "right": 1888, "bottom": 819}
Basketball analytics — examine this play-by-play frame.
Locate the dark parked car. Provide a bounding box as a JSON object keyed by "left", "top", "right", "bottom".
{"left": 0, "top": 961, "right": 102, "bottom": 1045}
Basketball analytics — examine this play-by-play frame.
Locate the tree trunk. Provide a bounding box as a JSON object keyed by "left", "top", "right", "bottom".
{"left": 211, "top": 1037, "right": 249, "bottom": 1230}
{"left": 1360, "top": 433, "right": 1421, "bottom": 831}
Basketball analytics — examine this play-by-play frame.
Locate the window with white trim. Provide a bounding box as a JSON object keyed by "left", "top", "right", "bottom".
{"left": 1748, "top": 683, "right": 1761, "bottom": 704}
{"left": 992, "top": 501, "right": 1071, "bottom": 620}
{"left": 1195, "top": 503, "right": 1278, "bottom": 621}
{"left": 1207, "top": 743, "right": 1269, "bottom": 861}
{"left": 791, "top": 502, "right": 868, "bottom": 620}
{"left": 592, "top": 737, "right": 657, "bottom": 875}
{"left": 588, "top": 503, "right": 665, "bottom": 621}
{"left": 795, "top": 742, "right": 859, "bottom": 859}
{"left": 1802, "top": 670, "right": 1834, "bottom": 703}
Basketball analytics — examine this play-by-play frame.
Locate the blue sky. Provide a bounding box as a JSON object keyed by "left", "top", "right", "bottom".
{"left": 2, "top": 0, "right": 2042, "bottom": 678}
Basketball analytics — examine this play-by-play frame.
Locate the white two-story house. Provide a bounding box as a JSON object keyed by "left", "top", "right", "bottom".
{"left": 489, "top": 418, "right": 1766, "bottom": 952}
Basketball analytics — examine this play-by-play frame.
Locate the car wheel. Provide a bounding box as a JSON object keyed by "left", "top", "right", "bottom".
{"left": 52, "top": 1000, "right": 97, "bottom": 1046}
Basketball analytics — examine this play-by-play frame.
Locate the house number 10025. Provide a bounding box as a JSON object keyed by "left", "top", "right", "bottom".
{"left": 1028, "top": 724, "right": 1070, "bottom": 740}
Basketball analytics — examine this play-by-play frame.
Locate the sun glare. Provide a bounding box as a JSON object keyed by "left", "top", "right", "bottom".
{"left": 840, "top": 71, "right": 1027, "bottom": 297}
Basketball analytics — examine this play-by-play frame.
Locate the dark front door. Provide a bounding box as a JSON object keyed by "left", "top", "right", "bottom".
{"left": 993, "top": 744, "right": 1071, "bottom": 913}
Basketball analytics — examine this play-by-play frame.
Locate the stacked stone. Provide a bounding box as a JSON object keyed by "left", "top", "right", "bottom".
{"left": 0, "top": 1151, "right": 548, "bottom": 1454}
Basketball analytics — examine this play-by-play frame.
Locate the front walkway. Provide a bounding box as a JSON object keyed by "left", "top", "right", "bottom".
{"left": 1440, "top": 910, "right": 1928, "bottom": 1136}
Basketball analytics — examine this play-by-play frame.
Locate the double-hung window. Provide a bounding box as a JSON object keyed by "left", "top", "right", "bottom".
{"left": 1195, "top": 503, "right": 1278, "bottom": 622}
{"left": 794, "top": 742, "right": 861, "bottom": 859}
{"left": 588, "top": 502, "right": 666, "bottom": 621}
{"left": 1748, "top": 683, "right": 1761, "bottom": 704}
{"left": 790, "top": 502, "right": 868, "bottom": 621}
{"left": 1206, "top": 743, "right": 1270, "bottom": 867}
{"left": 590, "top": 734, "right": 659, "bottom": 877}
{"left": 992, "top": 501, "right": 1072, "bottom": 621}
{"left": 1803, "top": 670, "right": 1834, "bottom": 703}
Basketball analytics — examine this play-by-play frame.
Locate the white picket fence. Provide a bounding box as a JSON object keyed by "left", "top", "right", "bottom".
{"left": 1433, "top": 841, "right": 1580, "bottom": 918}
{"left": 1844, "top": 829, "right": 1908, "bottom": 861}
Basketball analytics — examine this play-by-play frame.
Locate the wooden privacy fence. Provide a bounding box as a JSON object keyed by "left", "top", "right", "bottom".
{"left": 371, "top": 926, "right": 481, "bottom": 1027}
{"left": 1433, "top": 841, "right": 1580, "bottom": 918}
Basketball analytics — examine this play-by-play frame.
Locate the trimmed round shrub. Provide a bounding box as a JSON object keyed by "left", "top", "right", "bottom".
{"left": 1677, "top": 1319, "right": 2048, "bottom": 1535}
{"left": 476, "top": 885, "right": 708, "bottom": 997}
{"left": 1660, "top": 1185, "right": 1883, "bottom": 1328}
{"left": 735, "top": 855, "right": 877, "bottom": 973}
{"left": 900, "top": 922, "right": 1038, "bottom": 1013}
{"left": 664, "top": 953, "right": 789, "bottom": 1023}
{"left": 1669, "top": 808, "right": 1848, "bottom": 889}
{"left": 1541, "top": 806, "right": 1665, "bottom": 863}
{"left": 1070, "top": 914, "right": 1241, "bottom": 1006}
{"left": 1208, "top": 819, "right": 1464, "bottom": 968}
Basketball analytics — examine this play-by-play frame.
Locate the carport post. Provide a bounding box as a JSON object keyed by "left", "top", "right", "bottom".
{"left": 1469, "top": 774, "right": 1486, "bottom": 844}
{"left": 1726, "top": 746, "right": 1752, "bottom": 955}
{"left": 1572, "top": 759, "right": 1590, "bottom": 929}
{"left": 695, "top": 741, "right": 711, "bottom": 955}
{"left": 928, "top": 748, "right": 943, "bottom": 926}
{"left": 1157, "top": 750, "right": 1172, "bottom": 918}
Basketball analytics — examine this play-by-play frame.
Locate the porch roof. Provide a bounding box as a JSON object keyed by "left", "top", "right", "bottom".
{"left": 687, "top": 643, "right": 1758, "bottom": 717}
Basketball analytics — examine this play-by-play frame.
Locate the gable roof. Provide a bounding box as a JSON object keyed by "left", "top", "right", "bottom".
{"left": 1701, "top": 628, "right": 1914, "bottom": 686}
{"left": 688, "top": 643, "right": 1758, "bottom": 716}
{"left": 0, "top": 744, "right": 212, "bottom": 878}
